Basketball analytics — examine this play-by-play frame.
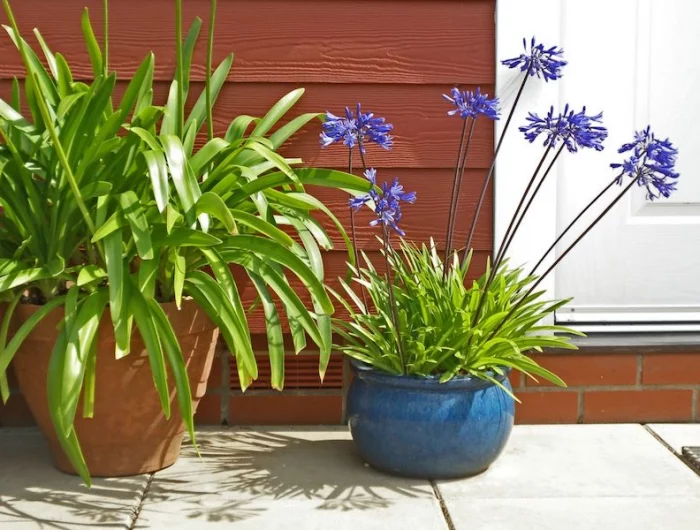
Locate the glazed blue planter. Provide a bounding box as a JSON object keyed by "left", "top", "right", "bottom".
{"left": 347, "top": 360, "right": 515, "bottom": 479}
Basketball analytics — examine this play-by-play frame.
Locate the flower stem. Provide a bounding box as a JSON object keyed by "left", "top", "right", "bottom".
{"left": 175, "top": 0, "right": 184, "bottom": 138}
{"left": 462, "top": 72, "right": 530, "bottom": 263}
{"left": 468, "top": 142, "right": 554, "bottom": 334}
{"left": 102, "top": 0, "right": 109, "bottom": 76}
{"left": 383, "top": 225, "right": 406, "bottom": 374}
{"left": 205, "top": 0, "right": 217, "bottom": 142}
{"left": 443, "top": 119, "right": 469, "bottom": 279}
{"left": 489, "top": 175, "right": 638, "bottom": 340}
{"left": 493, "top": 143, "right": 554, "bottom": 269}
{"left": 530, "top": 174, "right": 618, "bottom": 275}
{"left": 347, "top": 149, "right": 368, "bottom": 307}
{"left": 445, "top": 118, "right": 476, "bottom": 277}
{"left": 495, "top": 142, "right": 566, "bottom": 272}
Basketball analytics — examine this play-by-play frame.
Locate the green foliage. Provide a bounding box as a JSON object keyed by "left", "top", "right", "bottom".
{"left": 332, "top": 240, "right": 582, "bottom": 396}
{"left": 0, "top": 0, "right": 370, "bottom": 484}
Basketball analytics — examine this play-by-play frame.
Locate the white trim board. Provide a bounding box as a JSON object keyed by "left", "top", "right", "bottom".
{"left": 495, "top": 0, "right": 563, "bottom": 326}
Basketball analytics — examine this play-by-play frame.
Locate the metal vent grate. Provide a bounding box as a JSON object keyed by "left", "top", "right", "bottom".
{"left": 230, "top": 354, "right": 344, "bottom": 390}
{"left": 682, "top": 447, "right": 700, "bottom": 473}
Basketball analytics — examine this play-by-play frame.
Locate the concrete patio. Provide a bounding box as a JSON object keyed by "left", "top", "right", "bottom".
{"left": 0, "top": 424, "right": 698, "bottom": 529}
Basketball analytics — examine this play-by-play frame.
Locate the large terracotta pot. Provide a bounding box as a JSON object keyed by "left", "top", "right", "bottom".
{"left": 11, "top": 299, "right": 219, "bottom": 477}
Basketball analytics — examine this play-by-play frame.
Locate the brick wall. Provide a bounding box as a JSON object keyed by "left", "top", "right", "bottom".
{"left": 512, "top": 352, "right": 700, "bottom": 424}
{"left": 3, "top": 349, "right": 699, "bottom": 427}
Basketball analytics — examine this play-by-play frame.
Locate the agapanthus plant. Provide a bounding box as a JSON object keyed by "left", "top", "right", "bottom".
{"left": 325, "top": 36, "right": 680, "bottom": 389}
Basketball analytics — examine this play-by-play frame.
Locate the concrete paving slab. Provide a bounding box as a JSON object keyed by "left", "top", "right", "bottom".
{"left": 0, "top": 428, "right": 149, "bottom": 529}
{"left": 437, "top": 424, "right": 700, "bottom": 530}
{"left": 648, "top": 423, "right": 700, "bottom": 453}
{"left": 135, "top": 427, "right": 447, "bottom": 529}
{"left": 439, "top": 497, "right": 700, "bottom": 530}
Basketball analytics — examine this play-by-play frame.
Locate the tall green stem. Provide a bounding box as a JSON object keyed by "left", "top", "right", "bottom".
{"left": 102, "top": 0, "right": 109, "bottom": 76}
{"left": 175, "top": 0, "right": 184, "bottom": 138}
{"left": 206, "top": 0, "right": 217, "bottom": 141}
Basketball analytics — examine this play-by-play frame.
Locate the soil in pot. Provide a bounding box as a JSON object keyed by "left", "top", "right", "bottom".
{"left": 10, "top": 299, "right": 219, "bottom": 477}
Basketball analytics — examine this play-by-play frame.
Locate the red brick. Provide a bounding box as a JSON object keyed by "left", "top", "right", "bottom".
{"left": 642, "top": 353, "right": 700, "bottom": 385}
{"left": 508, "top": 370, "right": 523, "bottom": 390}
{"left": 515, "top": 391, "right": 579, "bottom": 424}
{"left": 0, "top": 393, "right": 35, "bottom": 426}
{"left": 229, "top": 394, "right": 342, "bottom": 425}
{"left": 583, "top": 390, "right": 693, "bottom": 423}
{"left": 527, "top": 354, "right": 637, "bottom": 387}
{"left": 194, "top": 394, "right": 222, "bottom": 425}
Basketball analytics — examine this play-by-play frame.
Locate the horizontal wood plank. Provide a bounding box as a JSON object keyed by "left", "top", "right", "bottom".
{"left": 0, "top": 80, "right": 497, "bottom": 168}
{"left": 0, "top": 0, "right": 495, "bottom": 84}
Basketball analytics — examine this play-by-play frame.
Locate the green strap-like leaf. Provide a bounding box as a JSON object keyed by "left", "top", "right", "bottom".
{"left": 131, "top": 286, "right": 171, "bottom": 418}
{"left": 221, "top": 235, "right": 334, "bottom": 314}
{"left": 151, "top": 226, "right": 222, "bottom": 248}
{"left": 225, "top": 115, "right": 258, "bottom": 142}
{"left": 195, "top": 192, "right": 236, "bottom": 233}
{"left": 252, "top": 88, "right": 304, "bottom": 137}
{"left": 58, "top": 289, "right": 109, "bottom": 437}
{"left": 143, "top": 150, "right": 170, "bottom": 213}
{"left": 104, "top": 229, "right": 132, "bottom": 358}
{"left": 220, "top": 250, "right": 326, "bottom": 351}
{"left": 184, "top": 271, "right": 257, "bottom": 381}
{"left": 247, "top": 272, "right": 285, "bottom": 390}
{"left": 81, "top": 8, "right": 103, "bottom": 76}
{"left": 190, "top": 137, "right": 229, "bottom": 175}
{"left": 268, "top": 112, "right": 322, "bottom": 149}
{"left": 162, "top": 135, "right": 202, "bottom": 226}
{"left": 230, "top": 211, "right": 295, "bottom": 246}
{"left": 119, "top": 191, "right": 154, "bottom": 260}
{"left": 148, "top": 298, "right": 195, "bottom": 446}
{"left": 185, "top": 54, "right": 234, "bottom": 136}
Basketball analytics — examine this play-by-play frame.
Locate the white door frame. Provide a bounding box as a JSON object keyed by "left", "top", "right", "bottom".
{"left": 494, "top": 0, "right": 563, "bottom": 326}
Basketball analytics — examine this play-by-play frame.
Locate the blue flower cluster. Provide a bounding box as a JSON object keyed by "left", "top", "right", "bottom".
{"left": 502, "top": 37, "right": 567, "bottom": 82}
{"left": 349, "top": 168, "right": 417, "bottom": 236}
{"left": 443, "top": 87, "right": 500, "bottom": 121}
{"left": 611, "top": 127, "right": 679, "bottom": 201}
{"left": 320, "top": 104, "right": 393, "bottom": 153}
{"left": 520, "top": 105, "right": 608, "bottom": 152}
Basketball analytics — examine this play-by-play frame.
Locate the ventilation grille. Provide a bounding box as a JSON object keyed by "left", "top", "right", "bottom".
{"left": 230, "top": 354, "right": 344, "bottom": 390}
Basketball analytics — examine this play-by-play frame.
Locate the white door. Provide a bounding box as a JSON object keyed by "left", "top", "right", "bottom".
{"left": 496, "top": 0, "right": 700, "bottom": 331}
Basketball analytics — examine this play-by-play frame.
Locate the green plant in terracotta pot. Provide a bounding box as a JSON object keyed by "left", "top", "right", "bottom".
{"left": 0, "top": 0, "right": 370, "bottom": 484}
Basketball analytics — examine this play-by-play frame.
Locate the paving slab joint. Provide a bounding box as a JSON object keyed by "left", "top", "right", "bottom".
{"left": 643, "top": 424, "right": 700, "bottom": 479}
{"left": 128, "top": 473, "right": 155, "bottom": 530}
{"left": 430, "top": 481, "right": 456, "bottom": 530}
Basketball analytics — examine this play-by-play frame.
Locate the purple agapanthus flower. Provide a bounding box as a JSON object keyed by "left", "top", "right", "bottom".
{"left": 349, "top": 168, "right": 416, "bottom": 236}
{"left": 520, "top": 105, "right": 608, "bottom": 152}
{"left": 502, "top": 37, "right": 567, "bottom": 82}
{"left": 320, "top": 104, "right": 393, "bottom": 153}
{"left": 611, "top": 127, "right": 679, "bottom": 201}
{"left": 443, "top": 87, "right": 500, "bottom": 121}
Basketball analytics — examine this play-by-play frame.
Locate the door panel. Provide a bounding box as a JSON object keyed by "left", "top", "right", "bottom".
{"left": 553, "top": 0, "right": 700, "bottom": 323}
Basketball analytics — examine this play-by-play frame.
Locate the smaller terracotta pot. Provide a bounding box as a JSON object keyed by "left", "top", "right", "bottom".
{"left": 11, "top": 299, "right": 219, "bottom": 477}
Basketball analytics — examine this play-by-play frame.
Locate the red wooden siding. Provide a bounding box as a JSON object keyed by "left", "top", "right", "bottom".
{"left": 0, "top": 0, "right": 497, "bottom": 425}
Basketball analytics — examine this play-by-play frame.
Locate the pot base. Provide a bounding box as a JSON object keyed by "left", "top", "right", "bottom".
{"left": 11, "top": 300, "right": 218, "bottom": 478}
{"left": 347, "top": 361, "right": 515, "bottom": 480}
{"left": 49, "top": 433, "right": 183, "bottom": 477}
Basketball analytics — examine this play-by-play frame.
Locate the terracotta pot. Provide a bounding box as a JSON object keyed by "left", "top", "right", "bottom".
{"left": 11, "top": 299, "right": 219, "bottom": 477}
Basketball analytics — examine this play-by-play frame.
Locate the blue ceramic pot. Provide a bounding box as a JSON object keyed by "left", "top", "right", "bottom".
{"left": 347, "top": 360, "right": 515, "bottom": 479}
